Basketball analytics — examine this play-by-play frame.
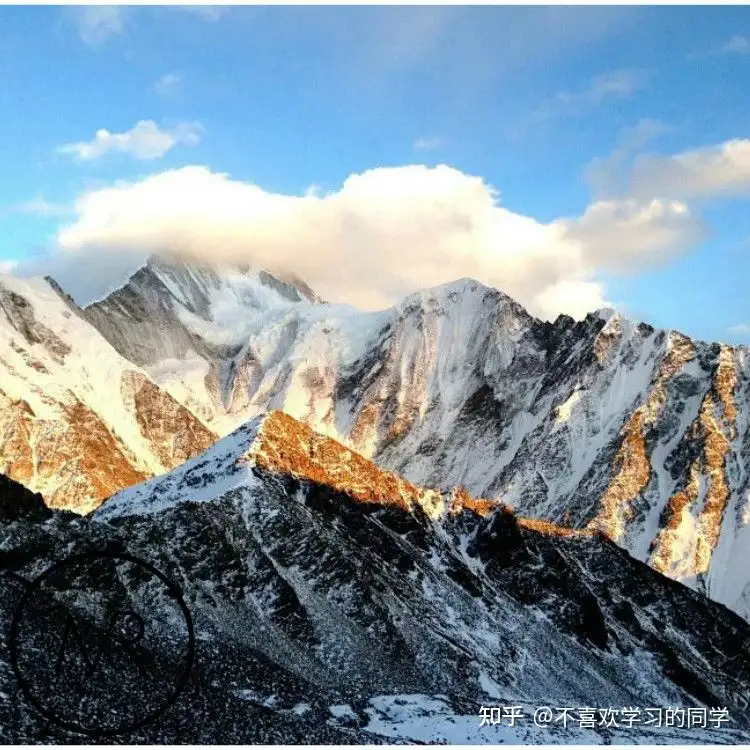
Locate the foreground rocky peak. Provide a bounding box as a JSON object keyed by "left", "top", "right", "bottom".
{"left": 0, "top": 473, "right": 52, "bottom": 523}
{"left": 5, "top": 418, "right": 750, "bottom": 741}
{"left": 96, "top": 409, "right": 510, "bottom": 523}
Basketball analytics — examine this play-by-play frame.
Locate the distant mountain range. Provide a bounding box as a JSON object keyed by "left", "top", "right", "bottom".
{"left": 0, "top": 259, "right": 750, "bottom": 616}
{"left": 1, "top": 256, "right": 748, "bottom": 623}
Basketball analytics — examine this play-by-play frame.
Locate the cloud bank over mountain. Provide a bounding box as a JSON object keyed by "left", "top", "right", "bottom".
{"left": 50, "top": 163, "right": 702, "bottom": 319}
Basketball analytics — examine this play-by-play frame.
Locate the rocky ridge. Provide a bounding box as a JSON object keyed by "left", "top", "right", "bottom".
{"left": 2, "top": 257, "right": 750, "bottom": 624}
{"left": 3, "top": 413, "right": 750, "bottom": 742}
{"left": 80, "top": 258, "right": 750, "bottom": 621}
{"left": 0, "top": 273, "right": 216, "bottom": 513}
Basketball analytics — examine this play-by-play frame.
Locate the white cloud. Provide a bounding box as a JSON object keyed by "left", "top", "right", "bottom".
{"left": 0, "top": 260, "right": 16, "bottom": 275}
{"left": 51, "top": 164, "right": 704, "bottom": 319}
{"left": 728, "top": 323, "right": 750, "bottom": 335}
{"left": 534, "top": 69, "right": 647, "bottom": 121}
{"left": 625, "top": 139, "right": 750, "bottom": 201}
{"left": 721, "top": 35, "right": 750, "bottom": 55}
{"left": 413, "top": 136, "right": 443, "bottom": 151}
{"left": 590, "top": 136, "right": 750, "bottom": 203}
{"left": 560, "top": 198, "right": 705, "bottom": 274}
{"left": 533, "top": 280, "right": 606, "bottom": 321}
{"left": 154, "top": 72, "right": 183, "bottom": 96}
{"left": 617, "top": 118, "right": 672, "bottom": 151}
{"left": 560, "top": 69, "right": 644, "bottom": 104}
{"left": 58, "top": 121, "right": 202, "bottom": 162}
{"left": 74, "top": 6, "right": 126, "bottom": 46}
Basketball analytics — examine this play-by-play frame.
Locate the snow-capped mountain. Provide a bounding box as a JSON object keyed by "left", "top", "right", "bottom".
{"left": 0, "top": 273, "right": 216, "bottom": 513}
{"left": 3, "top": 414, "right": 750, "bottom": 742}
{"left": 82, "top": 255, "right": 324, "bottom": 429}
{"left": 80, "top": 257, "right": 750, "bottom": 622}
{"left": 2, "top": 256, "right": 750, "bottom": 623}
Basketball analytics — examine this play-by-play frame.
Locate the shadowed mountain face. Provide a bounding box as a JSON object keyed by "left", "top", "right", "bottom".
{"left": 0, "top": 473, "right": 52, "bottom": 523}
{"left": 2, "top": 414, "right": 750, "bottom": 742}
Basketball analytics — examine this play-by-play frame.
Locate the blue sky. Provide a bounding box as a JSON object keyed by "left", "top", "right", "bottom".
{"left": 0, "top": 5, "right": 749, "bottom": 344}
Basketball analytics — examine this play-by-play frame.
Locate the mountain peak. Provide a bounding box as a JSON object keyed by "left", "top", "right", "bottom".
{"left": 95, "top": 410, "right": 429, "bottom": 518}
{"left": 142, "top": 253, "right": 321, "bottom": 305}
{"left": 398, "top": 277, "right": 534, "bottom": 324}
{"left": 593, "top": 305, "right": 619, "bottom": 323}
{"left": 81, "top": 254, "right": 322, "bottom": 370}
{"left": 250, "top": 410, "right": 446, "bottom": 515}
{"left": 96, "top": 410, "right": 596, "bottom": 548}
{"left": 407, "top": 277, "right": 504, "bottom": 301}
{"left": 96, "top": 409, "right": 511, "bottom": 522}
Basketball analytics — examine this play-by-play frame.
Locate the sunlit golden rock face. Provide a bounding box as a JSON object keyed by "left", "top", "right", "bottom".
{"left": 589, "top": 410, "right": 650, "bottom": 543}
{"left": 650, "top": 346, "right": 738, "bottom": 578}
{"left": 48, "top": 399, "right": 148, "bottom": 511}
{"left": 121, "top": 371, "right": 218, "bottom": 471}
{"left": 236, "top": 411, "right": 590, "bottom": 538}
{"left": 0, "top": 274, "right": 222, "bottom": 515}
{"left": 516, "top": 516, "right": 595, "bottom": 538}
{"left": 588, "top": 332, "right": 697, "bottom": 543}
{"left": 0, "top": 388, "right": 147, "bottom": 514}
{"left": 244, "top": 410, "right": 442, "bottom": 515}
{"left": 448, "top": 486, "right": 502, "bottom": 517}
{"left": 246, "top": 410, "right": 448, "bottom": 516}
{"left": 0, "top": 389, "right": 35, "bottom": 485}
{"left": 0, "top": 373, "right": 217, "bottom": 515}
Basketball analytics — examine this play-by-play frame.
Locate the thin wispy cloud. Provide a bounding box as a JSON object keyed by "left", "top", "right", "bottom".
{"left": 721, "top": 35, "right": 750, "bottom": 55}
{"left": 688, "top": 34, "right": 750, "bottom": 60}
{"left": 16, "top": 196, "right": 71, "bottom": 217}
{"left": 73, "top": 6, "right": 126, "bottom": 46}
{"left": 534, "top": 69, "right": 648, "bottom": 122}
{"left": 728, "top": 323, "right": 750, "bottom": 335}
{"left": 413, "top": 136, "right": 442, "bottom": 152}
{"left": 351, "top": 6, "right": 640, "bottom": 97}
{"left": 58, "top": 120, "right": 202, "bottom": 162}
{"left": 72, "top": 6, "right": 225, "bottom": 46}
{"left": 368, "top": 7, "right": 456, "bottom": 74}
{"left": 175, "top": 6, "right": 227, "bottom": 22}
{"left": 585, "top": 118, "right": 673, "bottom": 199}
{"left": 154, "top": 72, "right": 184, "bottom": 96}
{"left": 0, "top": 196, "right": 70, "bottom": 219}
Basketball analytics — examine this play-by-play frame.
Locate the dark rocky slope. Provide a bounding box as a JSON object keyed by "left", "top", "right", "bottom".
{"left": 2, "top": 414, "right": 750, "bottom": 742}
